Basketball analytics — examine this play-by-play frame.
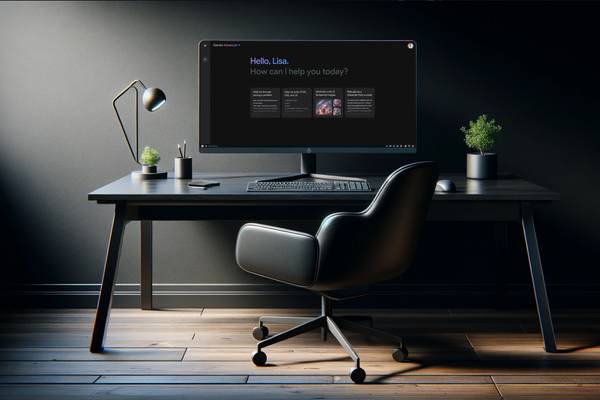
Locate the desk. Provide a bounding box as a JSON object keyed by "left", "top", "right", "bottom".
{"left": 88, "top": 173, "right": 559, "bottom": 353}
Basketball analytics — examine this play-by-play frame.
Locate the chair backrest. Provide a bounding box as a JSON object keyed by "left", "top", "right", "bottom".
{"left": 313, "top": 161, "right": 439, "bottom": 291}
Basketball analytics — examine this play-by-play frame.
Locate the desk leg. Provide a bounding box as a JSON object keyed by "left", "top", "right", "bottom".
{"left": 90, "top": 203, "right": 128, "bottom": 353}
{"left": 141, "top": 220, "right": 153, "bottom": 310}
{"left": 521, "top": 204, "right": 557, "bottom": 353}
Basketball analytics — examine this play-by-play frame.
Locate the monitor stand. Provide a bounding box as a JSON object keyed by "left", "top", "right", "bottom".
{"left": 256, "top": 153, "right": 367, "bottom": 183}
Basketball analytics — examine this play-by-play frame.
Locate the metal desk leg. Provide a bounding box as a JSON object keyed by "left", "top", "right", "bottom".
{"left": 521, "top": 203, "right": 557, "bottom": 353}
{"left": 141, "top": 220, "right": 153, "bottom": 310}
{"left": 90, "top": 203, "right": 128, "bottom": 353}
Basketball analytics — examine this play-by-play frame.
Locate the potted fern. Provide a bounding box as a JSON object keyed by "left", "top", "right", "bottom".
{"left": 460, "top": 114, "right": 502, "bottom": 179}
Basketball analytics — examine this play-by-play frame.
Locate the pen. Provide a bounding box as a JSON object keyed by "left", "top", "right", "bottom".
{"left": 183, "top": 141, "right": 187, "bottom": 158}
{"left": 177, "top": 144, "right": 184, "bottom": 158}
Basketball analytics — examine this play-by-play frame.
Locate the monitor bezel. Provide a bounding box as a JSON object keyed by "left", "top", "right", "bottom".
{"left": 198, "top": 39, "right": 417, "bottom": 154}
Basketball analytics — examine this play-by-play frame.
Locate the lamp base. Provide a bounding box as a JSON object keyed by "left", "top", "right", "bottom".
{"left": 132, "top": 165, "right": 168, "bottom": 180}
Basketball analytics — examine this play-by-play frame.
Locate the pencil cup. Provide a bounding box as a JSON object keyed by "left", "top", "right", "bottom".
{"left": 174, "top": 157, "right": 192, "bottom": 179}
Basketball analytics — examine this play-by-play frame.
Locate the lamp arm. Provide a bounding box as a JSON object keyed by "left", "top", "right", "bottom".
{"left": 112, "top": 80, "right": 148, "bottom": 165}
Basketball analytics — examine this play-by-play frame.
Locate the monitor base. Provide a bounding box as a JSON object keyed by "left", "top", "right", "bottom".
{"left": 257, "top": 173, "right": 367, "bottom": 183}
{"left": 256, "top": 153, "right": 367, "bottom": 183}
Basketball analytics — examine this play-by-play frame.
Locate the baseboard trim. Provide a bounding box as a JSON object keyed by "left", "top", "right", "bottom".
{"left": 2, "top": 282, "right": 599, "bottom": 308}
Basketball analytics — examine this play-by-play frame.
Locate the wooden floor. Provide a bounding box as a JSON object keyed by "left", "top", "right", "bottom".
{"left": 0, "top": 308, "right": 599, "bottom": 399}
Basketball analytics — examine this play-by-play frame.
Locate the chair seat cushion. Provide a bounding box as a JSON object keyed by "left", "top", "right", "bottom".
{"left": 236, "top": 223, "right": 319, "bottom": 288}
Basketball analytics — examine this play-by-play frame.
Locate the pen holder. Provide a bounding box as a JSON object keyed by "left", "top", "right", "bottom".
{"left": 174, "top": 157, "right": 192, "bottom": 179}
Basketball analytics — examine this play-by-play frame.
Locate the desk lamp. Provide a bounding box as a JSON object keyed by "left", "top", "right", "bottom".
{"left": 113, "top": 80, "right": 167, "bottom": 180}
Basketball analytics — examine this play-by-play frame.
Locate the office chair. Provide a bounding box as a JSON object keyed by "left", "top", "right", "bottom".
{"left": 235, "top": 161, "right": 438, "bottom": 383}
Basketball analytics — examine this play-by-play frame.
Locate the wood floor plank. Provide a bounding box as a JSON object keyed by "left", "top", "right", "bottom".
{"left": 247, "top": 375, "right": 333, "bottom": 384}
{"left": 521, "top": 322, "right": 600, "bottom": 333}
{"left": 190, "top": 332, "right": 472, "bottom": 349}
{"left": 333, "top": 375, "right": 494, "bottom": 384}
{"left": 96, "top": 375, "right": 248, "bottom": 384}
{"left": 467, "top": 333, "right": 600, "bottom": 347}
{"left": 4, "top": 331, "right": 466, "bottom": 349}
{"left": 0, "top": 309, "right": 203, "bottom": 324}
{"left": 0, "top": 348, "right": 186, "bottom": 361}
{"left": 496, "top": 384, "right": 600, "bottom": 399}
{"left": 199, "top": 308, "right": 455, "bottom": 326}
{"left": 2, "top": 360, "right": 599, "bottom": 376}
{"left": 0, "top": 332, "right": 195, "bottom": 348}
{"left": 198, "top": 308, "right": 452, "bottom": 319}
{"left": 0, "top": 384, "right": 502, "bottom": 399}
{"left": 492, "top": 375, "right": 600, "bottom": 384}
{"left": 475, "top": 348, "right": 600, "bottom": 360}
{"left": 184, "top": 346, "right": 477, "bottom": 362}
{"left": 0, "top": 360, "right": 407, "bottom": 376}
{"left": 0, "top": 375, "right": 98, "bottom": 384}
{"left": 198, "top": 309, "right": 521, "bottom": 334}
{"left": 0, "top": 323, "right": 207, "bottom": 334}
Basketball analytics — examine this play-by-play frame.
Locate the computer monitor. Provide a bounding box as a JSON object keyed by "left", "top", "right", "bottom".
{"left": 199, "top": 40, "right": 416, "bottom": 180}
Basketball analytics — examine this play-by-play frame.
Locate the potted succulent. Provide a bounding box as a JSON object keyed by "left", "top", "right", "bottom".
{"left": 460, "top": 114, "right": 502, "bottom": 179}
{"left": 140, "top": 146, "right": 161, "bottom": 174}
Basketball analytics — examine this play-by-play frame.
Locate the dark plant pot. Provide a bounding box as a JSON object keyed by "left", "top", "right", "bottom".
{"left": 466, "top": 153, "right": 497, "bottom": 180}
{"left": 142, "top": 165, "right": 157, "bottom": 173}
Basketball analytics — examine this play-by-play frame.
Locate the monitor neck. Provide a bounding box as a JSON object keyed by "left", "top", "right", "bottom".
{"left": 300, "top": 153, "right": 316, "bottom": 174}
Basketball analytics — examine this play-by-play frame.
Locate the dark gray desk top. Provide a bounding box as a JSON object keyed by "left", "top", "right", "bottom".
{"left": 88, "top": 173, "right": 559, "bottom": 203}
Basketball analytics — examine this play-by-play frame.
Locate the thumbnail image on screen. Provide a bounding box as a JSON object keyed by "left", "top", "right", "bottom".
{"left": 199, "top": 40, "right": 416, "bottom": 151}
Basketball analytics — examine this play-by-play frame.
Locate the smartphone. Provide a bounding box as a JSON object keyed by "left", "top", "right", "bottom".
{"left": 188, "top": 180, "right": 220, "bottom": 189}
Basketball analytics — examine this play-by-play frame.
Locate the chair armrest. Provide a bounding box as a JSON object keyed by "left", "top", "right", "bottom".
{"left": 235, "top": 223, "right": 319, "bottom": 288}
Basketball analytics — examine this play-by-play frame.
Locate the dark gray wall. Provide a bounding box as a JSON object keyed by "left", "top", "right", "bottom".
{"left": 1, "top": 1, "right": 599, "bottom": 307}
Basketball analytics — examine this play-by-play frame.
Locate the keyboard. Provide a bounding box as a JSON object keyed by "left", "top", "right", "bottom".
{"left": 247, "top": 180, "right": 371, "bottom": 192}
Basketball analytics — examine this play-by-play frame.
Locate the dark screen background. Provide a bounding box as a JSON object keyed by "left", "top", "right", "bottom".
{"left": 200, "top": 41, "right": 416, "bottom": 149}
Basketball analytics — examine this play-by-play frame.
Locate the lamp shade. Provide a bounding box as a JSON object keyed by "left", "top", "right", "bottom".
{"left": 142, "top": 87, "right": 166, "bottom": 112}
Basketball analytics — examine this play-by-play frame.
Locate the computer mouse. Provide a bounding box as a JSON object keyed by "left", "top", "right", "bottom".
{"left": 436, "top": 179, "right": 456, "bottom": 193}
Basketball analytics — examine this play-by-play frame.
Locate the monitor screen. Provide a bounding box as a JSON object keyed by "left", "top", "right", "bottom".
{"left": 199, "top": 40, "right": 416, "bottom": 153}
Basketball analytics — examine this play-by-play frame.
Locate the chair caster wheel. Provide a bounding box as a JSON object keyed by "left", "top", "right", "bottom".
{"left": 252, "top": 326, "right": 269, "bottom": 340}
{"left": 252, "top": 350, "right": 267, "bottom": 366}
{"left": 349, "top": 367, "right": 366, "bottom": 384}
{"left": 392, "top": 346, "right": 409, "bottom": 362}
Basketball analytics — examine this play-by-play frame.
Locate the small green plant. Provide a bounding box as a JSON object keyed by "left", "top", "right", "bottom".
{"left": 140, "top": 146, "right": 161, "bottom": 166}
{"left": 460, "top": 114, "right": 502, "bottom": 155}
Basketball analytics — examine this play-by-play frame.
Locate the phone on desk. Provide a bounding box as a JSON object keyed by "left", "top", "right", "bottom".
{"left": 188, "top": 180, "right": 220, "bottom": 189}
